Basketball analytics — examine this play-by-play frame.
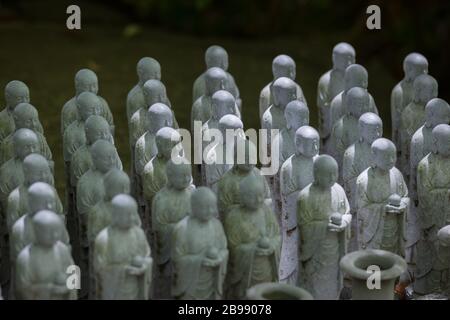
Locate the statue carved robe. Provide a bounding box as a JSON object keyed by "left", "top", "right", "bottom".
{"left": 259, "top": 82, "right": 305, "bottom": 119}
{"left": 391, "top": 80, "right": 414, "bottom": 154}
{"left": 330, "top": 115, "right": 360, "bottom": 173}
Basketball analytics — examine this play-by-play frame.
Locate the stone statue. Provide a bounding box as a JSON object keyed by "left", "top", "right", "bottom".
{"left": 225, "top": 175, "right": 281, "bottom": 299}
{"left": 127, "top": 57, "right": 164, "bottom": 122}
{"left": 94, "top": 194, "right": 152, "bottom": 300}
{"left": 408, "top": 98, "right": 450, "bottom": 267}
{"left": 391, "top": 53, "right": 428, "bottom": 154}
{"left": 279, "top": 125, "right": 319, "bottom": 284}
{"left": 171, "top": 187, "right": 228, "bottom": 300}
{"left": 317, "top": 43, "right": 355, "bottom": 150}
{"left": 415, "top": 124, "right": 450, "bottom": 295}
{"left": 259, "top": 54, "right": 307, "bottom": 119}
{"left": 193, "top": 45, "right": 241, "bottom": 110}
{"left": 297, "top": 155, "right": 351, "bottom": 300}
{"left": 191, "top": 67, "right": 228, "bottom": 131}
{"left": 15, "top": 210, "right": 76, "bottom": 300}
{"left": 330, "top": 87, "right": 371, "bottom": 171}
{"left": 217, "top": 139, "right": 271, "bottom": 219}
{"left": 355, "top": 138, "right": 409, "bottom": 256}
{"left": 61, "top": 68, "right": 113, "bottom": 135}
{"left": 399, "top": 74, "right": 438, "bottom": 181}
{"left": 0, "top": 103, "right": 51, "bottom": 168}
{"left": 152, "top": 160, "right": 195, "bottom": 299}
{"left": 434, "top": 226, "right": 450, "bottom": 295}
{"left": 204, "top": 114, "right": 244, "bottom": 192}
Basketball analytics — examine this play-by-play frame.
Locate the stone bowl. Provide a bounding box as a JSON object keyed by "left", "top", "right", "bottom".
{"left": 246, "top": 282, "right": 313, "bottom": 300}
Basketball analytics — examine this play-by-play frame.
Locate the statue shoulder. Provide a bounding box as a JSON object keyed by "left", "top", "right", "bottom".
{"left": 318, "top": 70, "right": 331, "bottom": 88}
{"left": 411, "top": 127, "right": 424, "bottom": 146}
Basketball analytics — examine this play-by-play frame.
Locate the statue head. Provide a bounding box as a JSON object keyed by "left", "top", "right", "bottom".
{"left": 33, "top": 210, "right": 64, "bottom": 248}
{"left": 285, "top": 100, "right": 309, "bottom": 131}
{"left": 344, "top": 64, "right": 368, "bottom": 90}
{"left": 211, "top": 90, "right": 236, "bottom": 120}
{"left": 204, "top": 67, "right": 227, "bottom": 96}
{"left": 437, "top": 225, "right": 450, "bottom": 248}
{"left": 432, "top": 124, "right": 450, "bottom": 157}
{"left": 332, "top": 42, "right": 356, "bottom": 71}
{"left": 166, "top": 159, "right": 192, "bottom": 190}
{"left": 313, "top": 155, "right": 338, "bottom": 189}
{"left": 104, "top": 169, "right": 130, "bottom": 201}
{"left": 413, "top": 74, "right": 438, "bottom": 105}
{"left": 295, "top": 126, "right": 320, "bottom": 158}
{"left": 13, "top": 103, "right": 40, "bottom": 131}
{"left": 156, "top": 127, "right": 182, "bottom": 159}
{"left": 234, "top": 138, "right": 257, "bottom": 172}
{"left": 143, "top": 79, "right": 167, "bottom": 106}
{"left": 403, "top": 53, "right": 428, "bottom": 82}
{"left": 74, "top": 69, "right": 98, "bottom": 95}
{"left": 346, "top": 87, "right": 370, "bottom": 118}
{"left": 76, "top": 91, "right": 101, "bottom": 122}
{"left": 371, "top": 138, "right": 397, "bottom": 171}
{"left": 28, "top": 182, "right": 57, "bottom": 216}
{"left": 191, "top": 187, "right": 217, "bottom": 222}
{"left": 85, "top": 115, "right": 112, "bottom": 146}
{"left": 13, "top": 128, "right": 39, "bottom": 160}
{"left": 272, "top": 54, "right": 296, "bottom": 80}
{"left": 205, "top": 45, "right": 229, "bottom": 71}
{"left": 358, "top": 112, "right": 383, "bottom": 145}
{"left": 239, "top": 175, "right": 265, "bottom": 210}
{"left": 90, "top": 140, "right": 119, "bottom": 174}
{"left": 137, "top": 57, "right": 161, "bottom": 84}
{"left": 271, "top": 77, "right": 297, "bottom": 109}
{"left": 218, "top": 114, "right": 243, "bottom": 141}
{"left": 424, "top": 98, "right": 450, "bottom": 129}
{"left": 5, "top": 80, "right": 30, "bottom": 110}
{"left": 23, "top": 153, "right": 53, "bottom": 187}
{"left": 111, "top": 194, "right": 137, "bottom": 229}
{"left": 147, "top": 103, "right": 173, "bottom": 133}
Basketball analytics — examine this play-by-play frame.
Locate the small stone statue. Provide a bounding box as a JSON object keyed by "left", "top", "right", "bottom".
{"left": 317, "top": 43, "right": 355, "bottom": 150}
{"left": 408, "top": 98, "right": 450, "bottom": 267}
{"left": 15, "top": 210, "right": 76, "bottom": 300}
{"left": 415, "top": 124, "right": 450, "bottom": 295}
{"left": 204, "top": 114, "right": 244, "bottom": 192}
{"left": 217, "top": 139, "right": 271, "bottom": 219}
{"left": 259, "top": 54, "right": 307, "bottom": 119}
{"left": 0, "top": 102, "right": 50, "bottom": 168}
{"left": 399, "top": 74, "right": 438, "bottom": 181}
{"left": 171, "top": 187, "right": 228, "bottom": 300}
{"left": 191, "top": 67, "right": 228, "bottom": 131}
{"left": 330, "top": 87, "right": 371, "bottom": 171}
{"left": 297, "top": 155, "right": 351, "bottom": 300}
{"left": 193, "top": 45, "right": 241, "bottom": 109}
{"left": 152, "top": 160, "right": 195, "bottom": 299}
{"left": 434, "top": 226, "right": 450, "bottom": 295}
{"left": 94, "top": 194, "right": 152, "bottom": 300}
{"left": 127, "top": 57, "right": 164, "bottom": 122}
{"left": 355, "top": 138, "right": 409, "bottom": 256}
{"left": 391, "top": 53, "right": 428, "bottom": 153}
{"left": 225, "top": 175, "right": 281, "bottom": 299}
{"left": 279, "top": 125, "right": 319, "bottom": 284}
{"left": 61, "top": 68, "right": 113, "bottom": 135}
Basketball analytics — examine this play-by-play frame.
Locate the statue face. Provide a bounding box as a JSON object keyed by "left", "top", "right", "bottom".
{"left": 169, "top": 166, "right": 192, "bottom": 190}
{"left": 148, "top": 107, "right": 173, "bottom": 132}
{"left": 345, "top": 65, "right": 368, "bottom": 90}
{"left": 6, "top": 87, "right": 30, "bottom": 109}
{"left": 285, "top": 107, "right": 309, "bottom": 131}
{"left": 433, "top": 127, "right": 450, "bottom": 157}
{"left": 205, "top": 47, "right": 229, "bottom": 70}
{"left": 414, "top": 75, "right": 438, "bottom": 104}
{"left": 76, "top": 78, "right": 98, "bottom": 95}
{"left": 106, "top": 182, "right": 130, "bottom": 201}
{"left": 92, "top": 148, "right": 117, "bottom": 173}
{"left": 212, "top": 90, "right": 235, "bottom": 119}
{"left": 404, "top": 54, "right": 428, "bottom": 81}
{"left": 314, "top": 167, "right": 337, "bottom": 188}
{"left": 360, "top": 122, "right": 382, "bottom": 145}
{"left": 195, "top": 199, "right": 217, "bottom": 222}
{"left": 112, "top": 208, "right": 134, "bottom": 229}
{"left": 34, "top": 218, "right": 61, "bottom": 248}
{"left": 297, "top": 135, "right": 319, "bottom": 157}
{"left": 143, "top": 82, "right": 166, "bottom": 106}
{"left": 373, "top": 147, "right": 396, "bottom": 171}
{"left": 15, "top": 110, "right": 40, "bottom": 130}
{"left": 242, "top": 188, "right": 264, "bottom": 210}
{"left": 29, "top": 196, "right": 56, "bottom": 216}
{"left": 272, "top": 85, "right": 296, "bottom": 109}
{"left": 24, "top": 166, "right": 52, "bottom": 186}
{"left": 332, "top": 52, "right": 355, "bottom": 71}
{"left": 272, "top": 56, "right": 296, "bottom": 80}
{"left": 15, "top": 136, "right": 39, "bottom": 160}
{"left": 138, "top": 65, "right": 161, "bottom": 83}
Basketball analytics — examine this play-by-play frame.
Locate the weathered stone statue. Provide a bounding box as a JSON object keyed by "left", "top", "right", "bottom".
{"left": 399, "top": 74, "right": 438, "bottom": 181}
{"left": 152, "top": 160, "right": 195, "bottom": 299}
{"left": 225, "top": 175, "right": 281, "bottom": 299}
{"left": 15, "top": 210, "right": 76, "bottom": 300}
{"left": 433, "top": 226, "right": 450, "bottom": 295}
{"left": 204, "top": 114, "right": 244, "bottom": 192}
{"left": 61, "top": 68, "right": 113, "bottom": 135}
{"left": 391, "top": 53, "right": 428, "bottom": 153}
{"left": 297, "top": 155, "right": 351, "bottom": 300}
{"left": 127, "top": 57, "right": 163, "bottom": 122}
{"left": 171, "top": 187, "right": 228, "bottom": 300}
{"left": 415, "top": 124, "right": 450, "bottom": 295}
{"left": 330, "top": 87, "right": 371, "bottom": 171}
{"left": 217, "top": 139, "right": 271, "bottom": 219}
{"left": 279, "top": 125, "right": 319, "bottom": 284}
{"left": 408, "top": 98, "right": 450, "bottom": 267}
{"left": 193, "top": 45, "right": 241, "bottom": 110}
{"left": 259, "top": 54, "right": 307, "bottom": 119}
{"left": 94, "top": 194, "right": 152, "bottom": 300}
{"left": 355, "top": 138, "right": 409, "bottom": 256}
{"left": 317, "top": 43, "right": 355, "bottom": 150}
{"left": 0, "top": 103, "right": 51, "bottom": 168}
{"left": 191, "top": 67, "right": 228, "bottom": 131}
